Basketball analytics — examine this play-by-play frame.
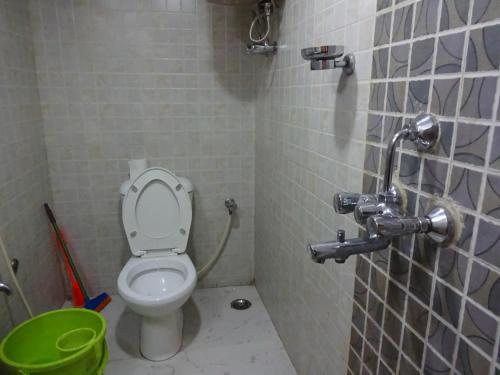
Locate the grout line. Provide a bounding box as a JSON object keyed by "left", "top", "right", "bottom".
{"left": 375, "top": 4, "right": 399, "bottom": 370}
{"left": 359, "top": 250, "right": 375, "bottom": 372}
{"left": 367, "top": 108, "right": 500, "bottom": 127}
{"left": 418, "top": 6, "right": 443, "bottom": 358}
{"left": 446, "top": 2, "right": 479, "bottom": 372}
{"left": 394, "top": 4, "right": 419, "bottom": 372}
{"left": 479, "top": 53, "right": 500, "bottom": 375}
{"left": 372, "top": 15, "right": 500, "bottom": 49}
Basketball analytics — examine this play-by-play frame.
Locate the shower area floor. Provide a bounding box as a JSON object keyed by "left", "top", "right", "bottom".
{"left": 101, "top": 286, "right": 296, "bottom": 375}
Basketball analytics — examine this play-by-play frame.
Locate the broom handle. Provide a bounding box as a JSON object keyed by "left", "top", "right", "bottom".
{"left": 44, "top": 203, "right": 90, "bottom": 299}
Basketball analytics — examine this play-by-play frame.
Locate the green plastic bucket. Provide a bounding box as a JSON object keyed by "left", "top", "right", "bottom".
{"left": 0, "top": 309, "right": 108, "bottom": 375}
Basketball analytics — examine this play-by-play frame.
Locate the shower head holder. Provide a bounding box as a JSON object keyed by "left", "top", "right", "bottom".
{"left": 301, "top": 45, "right": 355, "bottom": 75}
{"left": 246, "top": 40, "right": 278, "bottom": 55}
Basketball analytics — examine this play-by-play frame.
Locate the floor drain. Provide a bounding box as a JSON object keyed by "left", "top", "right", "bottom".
{"left": 231, "top": 299, "right": 252, "bottom": 310}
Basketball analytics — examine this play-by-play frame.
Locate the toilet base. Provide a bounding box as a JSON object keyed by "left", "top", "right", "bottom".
{"left": 140, "top": 309, "right": 183, "bottom": 361}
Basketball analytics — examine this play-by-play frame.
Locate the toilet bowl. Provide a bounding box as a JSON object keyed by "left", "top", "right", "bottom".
{"left": 117, "top": 161, "right": 197, "bottom": 361}
{"left": 118, "top": 254, "right": 196, "bottom": 360}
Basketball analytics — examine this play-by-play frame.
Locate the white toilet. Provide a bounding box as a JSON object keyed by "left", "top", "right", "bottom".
{"left": 117, "top": 160, "right": 197, "bottom": 361}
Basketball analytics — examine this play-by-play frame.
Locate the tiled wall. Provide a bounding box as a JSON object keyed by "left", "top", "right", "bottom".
{"left": 253, "top": 0, "right": 377, "bottom": 373}
{"left": 0, "top": 0, "right": 64, "bottom": 338}
{"left": 28, "top": 0, "right": 256, "bottom": 291}
{"left": 349, "top": 0, "right": 500, "bottom": 374}
{"left": 3, "top": 2, "right": 500, "bottom": 374}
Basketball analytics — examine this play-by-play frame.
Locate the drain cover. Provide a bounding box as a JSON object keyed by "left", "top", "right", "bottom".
{"left": 231, "top": 299, "right": 252, "bottom": 310}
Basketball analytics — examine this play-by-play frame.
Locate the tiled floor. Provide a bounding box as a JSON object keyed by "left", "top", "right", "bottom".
{"left": 101, "top": 286, "right": 297, "bottom": 375}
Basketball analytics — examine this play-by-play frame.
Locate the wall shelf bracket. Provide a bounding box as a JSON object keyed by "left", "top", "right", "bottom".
{"left": 301, "top": 45, "right": 355, "bottom": 75}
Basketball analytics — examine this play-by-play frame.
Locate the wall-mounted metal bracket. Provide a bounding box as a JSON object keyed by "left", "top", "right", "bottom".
{"left": 0, "top": 259, "right": 19, "bottom": 296}
{"left": 246, "top": 41, "right": 278, "bottom": 56}
{"left": 0, "top": 282, "right": 11, "bottom": 296}
{"left": 225, "top": 198, "right": 238, "bottom": 215}
{"left": 301, "top": 45, "right": 355, "bottom": 75}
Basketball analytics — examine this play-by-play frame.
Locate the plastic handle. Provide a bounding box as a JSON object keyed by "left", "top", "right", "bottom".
{"left": 44, "top": 203, "right": 57, "bottom": 224}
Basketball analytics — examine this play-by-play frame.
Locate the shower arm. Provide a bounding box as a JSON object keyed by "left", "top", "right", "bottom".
{"left": 383, "top": 113, "right": 439, "bottom": 192}
{"left": 383, "top": 128, "right": 410, "bottom": 193}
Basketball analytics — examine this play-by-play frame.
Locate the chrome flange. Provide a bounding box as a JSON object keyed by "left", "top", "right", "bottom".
{"left": 425, "top": 207, "right": 455, "bottom": 246}
{"left": 408, "top": 113, "right": 440, "bottom": 152}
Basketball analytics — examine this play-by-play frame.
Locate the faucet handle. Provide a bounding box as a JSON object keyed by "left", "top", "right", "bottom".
{"left": 366, "top": 207, "right": 457, "bottom": 246}
{"left": 333, "top": 193, "right": 361, "bottom": 214}
{"left": 352, "top": 194, "right": 382, "bottom": 224}
{"left": 354, "top": 203, "right": 381, "bottom": 224}
{"left": 366, "top": 215, "right": 429, "bottom": 238}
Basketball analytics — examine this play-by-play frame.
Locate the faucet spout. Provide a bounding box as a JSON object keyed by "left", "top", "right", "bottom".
{"left": 383, "top": 113, "right": 440, "bottom": 192}
{"left": 383, "top": 128, "right": 410, "bottom": 192}
{"left": 307, "top": 236, "right": 391, "bottom": 264}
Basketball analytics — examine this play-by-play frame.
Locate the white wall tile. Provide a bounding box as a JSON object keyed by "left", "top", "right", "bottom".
{"left": 253, "top": 0, "right": 375, "bottom": 373}
{"left": 29, "top": 0, "right": 256, "bottom": 293}
{"left": 0, "top": 0, "right": 64, "bottom": 338}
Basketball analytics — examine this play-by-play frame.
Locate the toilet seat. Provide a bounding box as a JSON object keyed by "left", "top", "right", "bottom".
{"left": 122, "top": 168, "right": 192, "bottom": 257}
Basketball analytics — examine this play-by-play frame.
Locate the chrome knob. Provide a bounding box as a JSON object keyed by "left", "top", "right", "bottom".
{"left": 425, "top": 207, "right": 455, "bottom": 245}
{"left": 0, "top": 282, "right": 12, "bottom": 296}
{"left": 333, "top": 193, "right": 361, "bottom": 214}
{"left": 335, "top": 229, "right": 346, "bottom": 264}
{"left": 408, "top": 113, "right": 440, "bottom": 152}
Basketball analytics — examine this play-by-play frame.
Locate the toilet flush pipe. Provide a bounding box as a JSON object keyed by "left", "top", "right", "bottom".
{"left": 0, "top": 233, "right": 33, "bottom": 318}
{"left": 196, "top": 198, "right": 237, "bottom": 281}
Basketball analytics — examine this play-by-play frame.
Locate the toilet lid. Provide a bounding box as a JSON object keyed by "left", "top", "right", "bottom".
{"left": 122, "top": 168, "right": 192, "bottom": 256}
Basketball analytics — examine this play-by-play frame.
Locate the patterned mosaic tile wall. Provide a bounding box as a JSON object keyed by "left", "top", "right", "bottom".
{"left": 254, "top": 0, "right": 378, "bottom": 373}
{"left": 0, "top": 0, "right": 64, "bottom": 339}
{"left": 349, "top": 0, "right": 500, "bottom": 374}
{"left": 28, "top": 0, "right": 256, "bottom": 291}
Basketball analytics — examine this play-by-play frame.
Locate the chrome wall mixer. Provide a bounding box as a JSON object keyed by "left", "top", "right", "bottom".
{"left": 307, "top": 113, "right": 461, "bottom": 264}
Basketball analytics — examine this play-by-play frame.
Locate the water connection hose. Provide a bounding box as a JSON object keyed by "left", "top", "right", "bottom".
{"left": 197, "top": 198, "right": 237, "bottom": 281}
{"left": 249, "top": 1, "right": 274, "bottom": 43}
{"left": 0, "top": 233, "right": 33, "bottom": 318}
{"left": 249, "top": 13, "right": 271, "bottom": 43}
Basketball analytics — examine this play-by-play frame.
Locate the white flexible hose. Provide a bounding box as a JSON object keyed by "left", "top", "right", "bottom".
{"left": 0, "top": 233, "right": 33, "bottom": 318}
{"left": 197, "top": 212, "right": 234, "bottom": 280}
{"left": 249, "top": 14, "right": 270, "bottom": 43}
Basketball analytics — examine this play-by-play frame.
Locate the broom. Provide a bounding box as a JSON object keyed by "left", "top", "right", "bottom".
{"left": 52, "top": 228, "right": 85, "bottom": 307}
{"left": 44, "top": 203, "right": 111, "bottom": 312}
